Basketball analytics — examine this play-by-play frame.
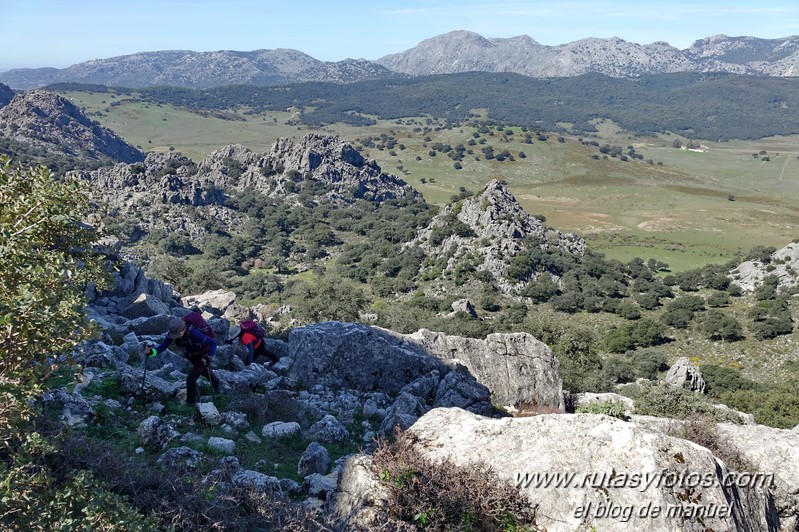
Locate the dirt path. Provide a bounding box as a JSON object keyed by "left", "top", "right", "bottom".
{"left": 779, "top": 157, "right": 790, "bottom": 181}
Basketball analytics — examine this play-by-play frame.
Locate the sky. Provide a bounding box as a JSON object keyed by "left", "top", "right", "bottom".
{"left": 2, "top": 0, "right": 799, "bottom": 71}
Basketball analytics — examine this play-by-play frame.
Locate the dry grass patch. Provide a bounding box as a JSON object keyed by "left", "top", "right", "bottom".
{"left": 371, "top": 430, "right": 539, "bottom": 531}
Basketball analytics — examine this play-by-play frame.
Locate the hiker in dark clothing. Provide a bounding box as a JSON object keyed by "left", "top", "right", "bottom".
{"left": 150, "top": 316, "right": 221, "bottom": 404}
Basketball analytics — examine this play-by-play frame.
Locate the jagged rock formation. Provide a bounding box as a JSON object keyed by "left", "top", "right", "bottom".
{"left": 73, "top": 150, "right": 233, "bottom": 239}
{"left": 333, "top": 408, "right": 783, "bottom": 531}
{"left": 75, "top": 133, "right": 418, "bottom": 242}
{"left": 84, "top": 134, "right": 416, "bottom": 205}
{"left": 731, "top": 241, "right": 799, "bottom": 292}
{"left": 0, "top": 90, "right": 143, "bottom": 162}
{"left": 377, "top": 30, "right": 799, "bottom": 78}
{"left": 197, "top": 134, "right": 419, "bottom": 203}
{"left": 413, "top": 179, "right": 585, "bottom": 292}
{"left": 80, "top": 151, "right": 222, "bottom": 207}
{"left": 0, "top": 83, "right": 14, "bottom": 107}
{"left": 0, "top": 49, "right": 400, "bottom": 90}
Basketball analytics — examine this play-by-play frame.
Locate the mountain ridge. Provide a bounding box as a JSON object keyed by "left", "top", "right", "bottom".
{"left": 0, "top": 49, "right": 400, "bottom": 90}
{"left": 376, "top": 30, "right": 799, "bottom": 77}
{"left": 3, "top": 31, "right": 799, "bottom": 89}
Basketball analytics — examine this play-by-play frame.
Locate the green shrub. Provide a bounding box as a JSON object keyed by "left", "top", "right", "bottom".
{"left": 520, "top": 277, "right": 560, "bottom": 302}
{"left": 701, "top": 365, "right": 760, "bottom": 397}
{"left": 0, "top": 158, "right": 107, "bottom": 416}
{"left": 575, "top": 400, "right": 626, "bottom": 419}
{"left": 604, "top": 327, "right": 636, "bottom": 354}
{"left": 604, "top": 319, "right": 666, "bottom": 353}
{"left": 706, "top": 291, "right": 730, "bottom": 308}
{"left": 601, "top": 357, "right": 636, "bottom": 384}
{"left": 630, "top": 349, "right": 669, "bottom": 380}
{"left": 288, "top": 274, "right": 368, "bottom": 323}
{"left": 633, "top": 382, "right": 742, "bottom": 423}
{"left": 662, "top": 307, "right": 694, "bottom": 329}
{"left": 614, "top": 302, "right": 641, "bottom": 320}
{"left": 701, "top": 310, "right": 743, "bottom": 341}
{"left": 668, "top": 295, "right": 705, "bottom": 312}
{"left": 718, "top": 386, "right": 799, "bottom": 429}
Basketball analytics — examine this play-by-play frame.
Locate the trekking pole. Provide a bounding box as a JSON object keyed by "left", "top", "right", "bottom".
{"left": 205, "top": 356, "right": 217, "bottom": 400}
{"left": 139, "top": 342, "right": 154, "bottom": 402}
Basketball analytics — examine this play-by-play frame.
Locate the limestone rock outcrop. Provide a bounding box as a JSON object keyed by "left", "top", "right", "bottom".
{"left": 0, "top": 90, "right": 143, "bottom": 162}
{"left": 333, "top": 408, "right": 780, "bottom": 531}
{"left": 731, "top": 241, "right": 799, "bottom": 292}
{"left": 413, "top": 179, "right": 585, "bottom": 293}
{"left": 408, "top": 329, "right": 564, "bottom": 410}
{"left": 665, "top": 357, "right": 708, "bottom": 394}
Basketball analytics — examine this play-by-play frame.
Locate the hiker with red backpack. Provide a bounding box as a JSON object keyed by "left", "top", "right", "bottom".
{"left": 228, "top": 319, "right": 279, "bottom": 367}
{"left": 148, "top": 312, "right": 222, "bottom": 404}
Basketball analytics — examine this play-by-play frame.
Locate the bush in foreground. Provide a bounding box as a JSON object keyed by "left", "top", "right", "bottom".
{"left": 372, "top": 430, "right": 538, "bottom": 530}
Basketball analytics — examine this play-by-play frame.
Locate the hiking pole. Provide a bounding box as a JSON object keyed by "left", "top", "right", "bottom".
{"left": 139, "top": 342, "right": 154, "bottom": 402}
{"left": 205, "top": 356, "right": 217, "bottom": 400}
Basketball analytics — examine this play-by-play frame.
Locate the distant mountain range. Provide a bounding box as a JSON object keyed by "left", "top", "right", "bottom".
{"left": 2, "top": 31, "right": 799, "bottom": 90}
{"left": 0, "top": 50, "right": 398, "bottom": 90}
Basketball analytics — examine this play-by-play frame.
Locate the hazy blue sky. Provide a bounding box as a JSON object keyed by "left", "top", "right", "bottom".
{"left": 3, "top": 0, "right": 799, "bottom": 71}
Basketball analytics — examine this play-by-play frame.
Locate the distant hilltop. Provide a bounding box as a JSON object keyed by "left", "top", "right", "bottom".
{"left": 2, "top": 31, "right": 799, "bottom": 90}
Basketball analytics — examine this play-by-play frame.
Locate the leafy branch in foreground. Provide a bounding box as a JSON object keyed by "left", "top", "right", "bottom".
{"left": 0, "top": 156, "right": 107, "bottom": 442}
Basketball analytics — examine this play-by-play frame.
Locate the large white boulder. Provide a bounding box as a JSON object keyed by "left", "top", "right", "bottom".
{"left": 334, "top": 408, "right": 779, "bottom": 531}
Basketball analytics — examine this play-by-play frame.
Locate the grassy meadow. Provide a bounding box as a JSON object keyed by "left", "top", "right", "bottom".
{"left": 64, "top": 89, "right": 799, "bottom": 272}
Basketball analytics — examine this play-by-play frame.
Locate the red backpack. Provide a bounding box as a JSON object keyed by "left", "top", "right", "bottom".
{"left": 240, "top": 320, "right": 265, "bottom": 339}
{"left": 183, "top": 311, "right": 216, "bottom": 339}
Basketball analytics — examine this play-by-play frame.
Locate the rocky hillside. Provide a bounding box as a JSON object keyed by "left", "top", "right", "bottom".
{"left": 0, "top": 90, "right": 144, "bottom": 163}
{"left": 414, "top": 179, "right": 585, "bottom": 293}
{"left": 731, "top": 241, "right": 799, "bottom": 291}
{"left": 0, "top": 49, "right": 400, "bottom": 90}
{"left": 377, "top": 31, "right": 799, "bottom": 78}
{"left": 74, "top": 133, "right": 419, "bottom": 239}
{"left": 3, "top": 32, "right": 799, "bottom": 90}
{"left": 38, "top": 255, "right": 799, "bottom": 530}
